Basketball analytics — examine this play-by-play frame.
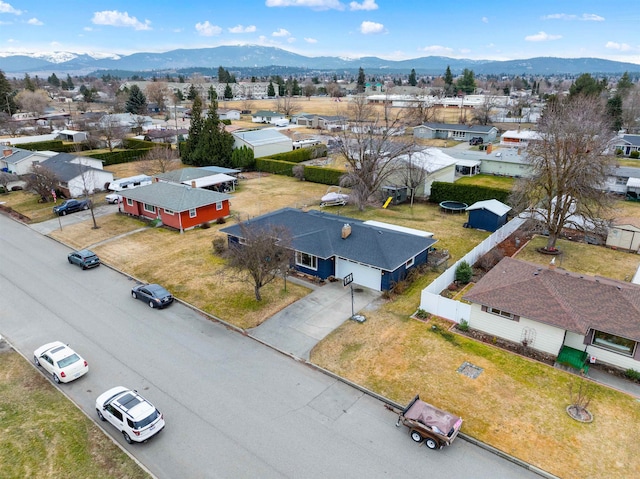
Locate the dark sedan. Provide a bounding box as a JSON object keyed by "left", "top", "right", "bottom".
{"left": 131, "top": 283, "right": 174, "bottom": 309}
{"left": 67, "top": 249, "right": 101, "bottom": 269}
{"left": 53, "top": 199, "right": 91, "bottom": 216}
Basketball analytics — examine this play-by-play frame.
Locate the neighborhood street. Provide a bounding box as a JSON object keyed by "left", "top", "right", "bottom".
{"left": 0, "top": 214, "right": 542, "bottom": 479}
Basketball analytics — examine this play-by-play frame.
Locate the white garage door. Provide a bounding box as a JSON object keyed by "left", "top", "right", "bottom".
{"left": 335, "top": 258, "right": 382, "bottom": 291}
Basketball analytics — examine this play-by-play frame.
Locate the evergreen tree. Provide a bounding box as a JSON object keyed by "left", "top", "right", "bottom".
{"left": 356, "top": 67, "right": 366, "bottom": 93}
{"left": 569, "top": 73, "right": 606, "bottom": 99}
{"left": 125, "top": 84, "right": 148, "bottom": 114}
{"left": 218, "top": 66, "right": 227, "bottom": 83}
{"left": 208, "top": 85, "right": 217, "bottom": 101}
{"left": 617, "top": 72, "right": 633, "bottom": 98}
{"left": 444, "top": 66, "right": 453, "bottom": 87}
{"left": 224, "top": 83, "right": 233, "bottom": 100}
{"left": 231, "top": 145, "right": 255, "bottom": 170}
{"left": 456, "top": 68, "right": 476, "bottom": 95}
{"left": 606, "top": 95, "right": 623, "bottom": 132}
{"left": 47, "top": 73, "right": 60, "bottom": 88}
{"left": 174, "top": 89, "right": 184, "bottom": 102}
{"left": 292, "top": 78, "right": 300, "bottom": 96}
{"left": 65, "top": 74, "right": 74, "bottom": 91}
{"left": 189, "top": 99, "right": 235, "bottom": 167}
{"left": 408, "top": 69, "right": 417, "bottom": 87}
{"left": 23, "top": 74, "right": 36, "bottom": 92}
{"left": 187, "top": 84, "right": 198, "bottom": 100}
{"left": 0, "top": 69, "right": 16, "bottom": 115}
{"left": 267, "top": 81, "right": 276, "bottom": 97}
{"left": 181, "top": 94, "right": 204, "bottom": 164}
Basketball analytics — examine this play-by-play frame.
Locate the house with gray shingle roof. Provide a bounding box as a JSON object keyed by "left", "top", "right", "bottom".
{"left": 413, "top": 122, "right": 498, "bottom": 143}
{"left": 232, "top": 129, "right": 292, "bottom": 158}
{"left": 220, "top": 207, "right": 436, "bottom": 291}
{"left": 611, "top": 134, "right": 640, "bottom": 157}
{"left": 119, "top": 182, "right": 231, "bottom": 232}
{"left": 0, "top": 147, "right": 57, "bottom": 175}
{"left": 463, "top": 257, "right": 640, "bottom": 371}
{"left": 40, "top": 153, "right": 113, "bottom": 198}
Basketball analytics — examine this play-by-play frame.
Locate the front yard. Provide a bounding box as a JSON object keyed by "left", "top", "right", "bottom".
{"left": 6, "top": 173, "right": 640, "bottom": 479}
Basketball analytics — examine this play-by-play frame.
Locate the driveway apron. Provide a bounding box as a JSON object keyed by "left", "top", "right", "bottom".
{"left": 250, "top": 280, "right": 381, "bottom": 360}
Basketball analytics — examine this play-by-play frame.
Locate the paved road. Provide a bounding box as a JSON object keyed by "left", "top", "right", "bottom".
{"left": 0, "top": 214, "right": 542, "bottom": 479}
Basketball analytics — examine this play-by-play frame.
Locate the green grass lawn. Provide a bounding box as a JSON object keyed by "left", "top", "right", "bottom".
{"left": 455, "top": 174, "right": 515, "bottom": 190}
{"left": 0, "top": 349, "right": 149, "bottom": 479}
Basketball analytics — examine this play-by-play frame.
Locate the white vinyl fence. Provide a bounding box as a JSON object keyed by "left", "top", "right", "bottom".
{"left": 419, "top": 217, "right": 526, "bottom": 323}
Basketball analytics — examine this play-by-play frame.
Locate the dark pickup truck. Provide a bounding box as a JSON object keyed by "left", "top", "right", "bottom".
{"left": 53, "top": 198, "right": 91, "bottom": 216}
{"left": 396, "top": 395, "right": 463, "bottom": 450}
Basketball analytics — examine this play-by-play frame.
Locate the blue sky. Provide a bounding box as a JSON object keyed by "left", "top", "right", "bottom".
{"left": 1, "top": 0, "right": 639, "bottom": 63}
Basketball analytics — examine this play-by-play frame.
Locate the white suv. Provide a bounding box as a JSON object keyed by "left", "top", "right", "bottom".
{"left": 95, "top": 386, "right": 165, "bottom": 444}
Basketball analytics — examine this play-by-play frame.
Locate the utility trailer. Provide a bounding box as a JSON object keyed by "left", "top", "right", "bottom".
{"left": 395, "top": 395, "right": 463, "bottom": 450}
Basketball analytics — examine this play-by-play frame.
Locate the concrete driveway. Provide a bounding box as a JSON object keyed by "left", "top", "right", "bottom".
{"left": 250, "top": 279, "right": 381, "bottom": 360}
{"left": 29, "top": 202, "right": 119, "bottom": 235}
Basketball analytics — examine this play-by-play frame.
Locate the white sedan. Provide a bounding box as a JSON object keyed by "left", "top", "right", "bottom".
{"left": 33, "top": 341, "right": 89, "bottom": 384}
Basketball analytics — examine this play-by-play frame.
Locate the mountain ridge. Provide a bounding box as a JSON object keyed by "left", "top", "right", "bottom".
{"left": 1, "top": 45, "right": 639, "bottom": 77}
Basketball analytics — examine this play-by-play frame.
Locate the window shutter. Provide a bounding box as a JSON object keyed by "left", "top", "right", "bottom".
{"left": 481, "top": 305, "right": 487, "bottom": 312}
{"left": 513, "top": 315, "right": 520, "bottom": 322}
{"left": 633, "top": 343, "right": 640, "bottom": 361}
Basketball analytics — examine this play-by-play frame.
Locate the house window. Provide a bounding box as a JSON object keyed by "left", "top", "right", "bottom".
{"left": 295, "top": 251, "right": 318, "bottom": 270}
{"left": 189, "top": 208, "right": 196, "bottom": 218}
{"left": 592, "top": 331, "right": 636, "bottom": 356}
{"left": 487, "top": 307, "right": 515, "bottom": 320}
{"left": 126, "top": 198, "right": 133, "bottom": 206}
{"left": 406, "top": 257, "right": 415, "bottom": 268}
{"left": 143, "top": 203, "right": 156, "bottom": 213}
{"left": 238, "top": 237, "right": 247, "bottom": 245}
{"left": 216, "top": 202, "right": 223, "bottom": 211}
{"left": 164, "top": 209, "right": 174, "bottom": 215}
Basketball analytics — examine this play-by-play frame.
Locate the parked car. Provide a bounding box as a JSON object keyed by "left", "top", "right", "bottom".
{"left": 33, "top": 341, "right": 89, "bottom": 384}
{"left": 131, "top": 283, "right": 174, "bottom": 309}
{"left": 68, "top": 249, "right": 101, "bottom": 269}
{"left": 95, "top": 386, "right": 165, "bottom": 444}
{"left": 105, "top": 193, "right": 121, "bottom": 204}
{"left": 396, "top": 395, "right": 463, "bottom": 450}
{"left": 53, "top": 198, "right": 91, "bottom": 216}
{"left": 469, "top": 137, "right": 484, "bottom": 146}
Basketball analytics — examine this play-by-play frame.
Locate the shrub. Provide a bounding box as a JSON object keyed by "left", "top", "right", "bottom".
{"left": 630, "top": 151, "right": 640, "bottom": 159}
{"left": 292, "top": 164, "right": 305, "bottom": 181}
{"left": 615, "top": 148, "right": 623, "bottom": 156}
{"left": 429, "top": 181, "right": 510, "bottom": 205}
{"left": 212, "top": 236, "right": 227, "bottom": 254}
{"left": 458, "top": 319, "right": 469, "bottom": 332}
{"left": 625, "top": 369, "right": 640, "bottom": 382}
{"left": 415, "top": 308, "right": 428, "bottom": 319}
{"left": 455, "top": 261, "right": 473, "bottom": 284}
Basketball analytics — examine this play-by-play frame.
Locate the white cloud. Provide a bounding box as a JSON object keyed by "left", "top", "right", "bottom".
{"left": 27, "top": 18, "right": 43, "bottom": 26}
{"left": 605, "top": 41, "right": 632, "bottom": 52}
{"left": 265, "top": 0, "right": 345, "bottom": 10}
{"left": 287, "top": 37, "right": 296, "bottom": 43}
{"left": 304, "top": 37, "right": 318, "bottom": 43}
{"left": 0, "top": 1, "right": 22, "bottom": 14}
{"left": 525, "top": 31, "right": 562, "bottom": 42}
{"left": 543, "top": 13, "right": 604, "bottom": 21}
{"left": 83, "top": 26, "right": 93, "bottom": 31}
{"left": 481, "top": 16, "right": 488, "bottom": 23}
{"left": 349, "top": 0, "right": 378, "bottom": 11}
{"left": 272, "top": 28, "right": 291, "bottom": 37}
{"left": 92, "top": 10, "right": 151, "bottom": 31}
{"left": 195, "top": 21, "right": 222, "bottom": 36}
{"left": 420, "top": 45, "right": 454, "bottom": 55}
{"left": 229, "top": 24, "right": 257, "bottom": 33}
{"left": 359, "top": 21, "right": 384, "bottom": 34}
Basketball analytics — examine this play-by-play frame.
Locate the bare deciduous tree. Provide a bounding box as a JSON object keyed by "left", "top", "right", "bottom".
{"left": 136, "top": 147, "right": 181, "bottom": 175}
{"left": 225, "top": 222, "right": 293, "bottom": 301}
{"left": 15, "top": 89, "right": 50, "bottom": 116}
{"left": 336, "top": 95, "right": 414, "bottom": 210}
{"left": 273, "top": 94, "right": 300, "bottom": 116}
{"left": 394, "top": 150, "right": 429, "bottom": 207}
{"left": 99, "top": 116, "right": 128, "bottom": 152}
{"left": 25, "top": 163, "right": 58, "bottom": 202}
{"left": 622, "top": 86, "right": 640, "bottom": 133}
{"left": 473, "top": 95, "right": 498, "bottom": 125}
{"left": 510, "top": 96, "right": 615, "bottom": 251}
{"left": 406, "top": 97, "right": 437, "bottom": 125}
{"left": 0, "top": 171, "right": 19, "bottom": 192}
{"left": 145, "top": 81, "right": 170, "bottom": 112}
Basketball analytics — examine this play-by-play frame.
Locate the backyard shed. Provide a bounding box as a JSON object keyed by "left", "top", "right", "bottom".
{"left": 606, "top": 223, "right": 640, "bottom": 252}
{"left": 466, "top": 199, "right": 511, "bottom": 232}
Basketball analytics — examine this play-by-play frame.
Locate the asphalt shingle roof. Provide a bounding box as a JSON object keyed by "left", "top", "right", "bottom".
{"left": 463, "top": 257, "right": 640, "bottom": 341}
{"left": 119, "top": 182, "right": 231, "bottom": 212}
{"left": 40, "top": 153, "right": 103, "bottom": 182}
{"left": 220, "top": 208, "right": 436, "bottom": 271}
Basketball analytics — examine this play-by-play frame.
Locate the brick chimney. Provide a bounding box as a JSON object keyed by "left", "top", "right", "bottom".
{"left": 3, "top": 149, "right": 13, "bottom": 158}
{"left": 341, "top": 223, "right": 351, "bottom": 239}
{"left": 191, "top": 180, "right": 196, "bottom": 188}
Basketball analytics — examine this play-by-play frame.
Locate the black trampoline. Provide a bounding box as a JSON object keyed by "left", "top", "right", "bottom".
{"left": 439, "top": 201, "right": 468, "bottom": 213}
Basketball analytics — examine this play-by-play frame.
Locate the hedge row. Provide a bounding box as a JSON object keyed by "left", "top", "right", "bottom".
{"left": 429, "top": 181, "right": 510, "bottom": 205}
{"left": 266, "top": 144, "right": 328, "bottom": 163}
{"left": 15, "top": 140, "right": 77, "bottom": 152}
{"left": 254, "top": 158, "right": 343, "bottom": 185}
{"left": 123, "top": 138, "right": 169, "bottom": 150}
{"left": 89, "top": 148, "right": 155, "bottom": 166}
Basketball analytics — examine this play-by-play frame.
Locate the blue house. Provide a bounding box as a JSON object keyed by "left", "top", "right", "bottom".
{"left": 220, "top": 208, "right": 436, "bottom": 291}
{"left": 466, "top": 199, "right": 511, "bottom": 232}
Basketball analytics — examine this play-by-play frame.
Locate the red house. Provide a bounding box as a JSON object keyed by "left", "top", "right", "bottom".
{"left": 119, "top": 182, "right": 232, "bottom": 232}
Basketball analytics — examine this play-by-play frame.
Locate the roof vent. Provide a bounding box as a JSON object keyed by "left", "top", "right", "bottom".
{"left": 341, "top": 223, "right": 351, "bottom": 239}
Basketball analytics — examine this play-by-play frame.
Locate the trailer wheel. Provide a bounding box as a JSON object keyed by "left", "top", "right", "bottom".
{"left": 425, "top": 438, "right": 438, "bottom": 450}
{"left": 410, "top": 431, "right": 423, "bottom": 443}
